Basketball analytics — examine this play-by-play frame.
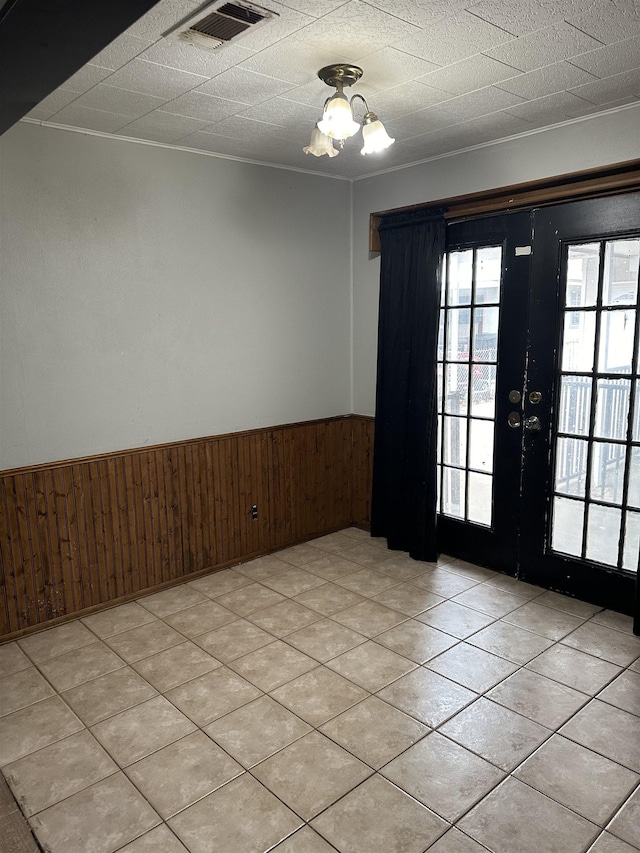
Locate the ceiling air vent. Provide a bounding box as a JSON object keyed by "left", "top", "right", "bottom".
{"left": 164, "top": 1, "right": 278, "bottom": 51}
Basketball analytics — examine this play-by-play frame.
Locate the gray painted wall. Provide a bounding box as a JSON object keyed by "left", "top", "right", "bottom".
{"left": 351, "top": 105, "right": 640, "bottom": 415}
{"left": 0, "top": 122, "right": 352, "bottom": 468}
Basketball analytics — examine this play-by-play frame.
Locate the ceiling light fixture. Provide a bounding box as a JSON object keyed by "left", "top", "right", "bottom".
{"left": 304, "top": 64, "right": 395, "bottom": 159}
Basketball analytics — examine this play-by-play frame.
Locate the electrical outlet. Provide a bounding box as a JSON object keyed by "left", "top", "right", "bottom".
{"left": 250, "top": 505, "right": 258, "bottom": 521}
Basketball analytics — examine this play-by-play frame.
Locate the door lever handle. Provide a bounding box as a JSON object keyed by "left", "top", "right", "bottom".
{"left": 524, "top": 415, "right": 542, "bottom": 431}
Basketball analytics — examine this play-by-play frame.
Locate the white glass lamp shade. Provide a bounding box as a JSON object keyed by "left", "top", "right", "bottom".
{"left": 317, "top": 93, "right": 360, "bottom": 141}
{"left": 303, "top": 127, "right": 339, "bottom": 157}
{"left": 360, "top": 117, "right": 395, "bottom": 155}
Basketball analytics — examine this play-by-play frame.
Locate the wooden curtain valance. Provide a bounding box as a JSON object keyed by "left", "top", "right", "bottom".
{"left": 369, "top": 158, "right": 640, "bottom": 252}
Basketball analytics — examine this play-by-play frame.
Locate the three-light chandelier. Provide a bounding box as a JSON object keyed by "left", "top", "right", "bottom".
{"left": 304, "top": 64, "right": 395, "bottom": 159}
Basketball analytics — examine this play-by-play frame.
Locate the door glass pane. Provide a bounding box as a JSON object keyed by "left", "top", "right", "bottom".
{"left": 627, "top": 447, "right": 640, "bottom": 508}
{"left": 594, "top": 378, "right": 630, "bottom": 440}
{"left": 443, "top": 416, "right": 467, "bottom": 466}
{"left": 598, "top": 310, "right": 635, "bottom": 373}
{"left": 444, "top": 364, "right": 468, "bottom": 415}
{"left": 442, "top": 467, "right": 465, "bottom": 518}
{"left": 437, "top": 364, "right": 443, "bottom": 414}
{"left": 602, "top": 239, "right": 640, "bottom": 306}
{"left": 589, "top": 442, "right": 626, "bottom": 504}
{"left": 468, "top": 472, "right": 492, "bottom": 526}
{"left": 558, "top": 376, "right": 591, "bottom": 436}
{"left": 446, "top": 308, "right": 471, "bottom": 361}
{"left": 566, "top": 243, "right": 599, "bottom": 307}
{"left": 554, "top": 437, "right": 588, "bottom": 497}
{"left": 476, "top": 247, "right": 501, "bottom": 304}
{"left": 469, "top": 419, "right": 494, "bottom": 473}
{"left": 437, "top": 312, "right": 445, "bottom": 360}
{"left": 447, "top": 250, "right": 472, "bottom": 306}
{"left": 586, "top": 504, "right": 621, "bottom": 565}
{"left": 623, "top": 511, "right": 640, "bottom": 572}
{"left": 471, "top": 364, "right": 496, "bottom": 418}
{"left": 562, "top": 311, "right": 596, "bottom": 372}
{"left": 473, "top": 307, "right": 499, "bottom": 361}
{"left": 551, "top": 496, "right": 584, "bottom": 557}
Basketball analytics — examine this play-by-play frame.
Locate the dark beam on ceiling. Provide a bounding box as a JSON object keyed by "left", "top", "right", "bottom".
{"left": 0, "top": 0, "right": 162, "bottom": 136}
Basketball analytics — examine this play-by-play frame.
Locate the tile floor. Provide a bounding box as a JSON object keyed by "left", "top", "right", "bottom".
{"left": 0, "top": 527, "right": 639, "bottom": 853}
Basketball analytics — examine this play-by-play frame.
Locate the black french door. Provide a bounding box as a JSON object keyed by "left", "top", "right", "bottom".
{"left": 437, "top": 193, "right": 640, "bottom": 616}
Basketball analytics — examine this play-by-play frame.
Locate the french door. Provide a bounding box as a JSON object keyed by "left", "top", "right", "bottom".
{"left": 437, "top": 193, "right": 640, "bottom": 615}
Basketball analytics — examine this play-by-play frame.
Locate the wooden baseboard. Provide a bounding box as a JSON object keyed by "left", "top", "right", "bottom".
{"left": 0, "top": 415, "right": 374, "bottom": 639}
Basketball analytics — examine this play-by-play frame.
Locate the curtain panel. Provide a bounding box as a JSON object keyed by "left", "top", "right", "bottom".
{"left": 371, "top": 210, "right": 445, "bottom": 562}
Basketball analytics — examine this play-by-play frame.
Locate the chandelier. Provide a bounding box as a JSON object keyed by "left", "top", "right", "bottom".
{"left": 304, "top": 64, "right": 395, "bottom": 159}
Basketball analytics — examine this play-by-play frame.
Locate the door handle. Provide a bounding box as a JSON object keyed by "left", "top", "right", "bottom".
{"left": 524, "top": 415, "right": 542, "bottom": 431}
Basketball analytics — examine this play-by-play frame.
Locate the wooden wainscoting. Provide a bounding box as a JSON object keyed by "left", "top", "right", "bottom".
{"left": 0, "top": 415, "right": 374, "bottom": 640}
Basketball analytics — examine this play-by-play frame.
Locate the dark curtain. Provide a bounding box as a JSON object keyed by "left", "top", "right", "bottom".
{"left": 370, "top": 210, "right": 445, "bottom": 562}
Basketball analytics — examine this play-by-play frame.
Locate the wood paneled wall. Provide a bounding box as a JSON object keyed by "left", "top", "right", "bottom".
{"left": 0, "top": 415, "right": 374, "bottom": 639}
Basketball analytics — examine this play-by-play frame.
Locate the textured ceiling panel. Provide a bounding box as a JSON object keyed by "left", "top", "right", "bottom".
{"left": 22, "top": 0, "right": 640, "bottom": 178}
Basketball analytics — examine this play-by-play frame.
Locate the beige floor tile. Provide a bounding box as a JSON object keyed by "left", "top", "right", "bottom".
{"left": 374, "top": 554, "right": 435, "bottom": 582}
{"left": 18, "top": 621, "right": 98, "bottom": 663}
{"left": 332, "top": 600, "right": 408, "bottom": 637}
{"left": 37, "top": 642, "right": 125, "bottom": 692}
{"left": 125, "top": 730, "right": 243, "bottom": 818}
{"left": 271, "top": 667, "right": 368, "bottom": 726}
{"left": 166, "top": 666, "right": 262, "bottom": 726}
{"left": 252, "top": 730, "right": 371, "bottom": 820}
{"left": 247, "top": 599, "right": 322, "bottom": 637}
{"left": 526, "top": 644, "right": 622, "bottom": 694}
{"left": 326, "top": 641, "right": 415, "bottom": 692}
{"left": 588, "top": 832, "right": 639, "bottom": 852}
{"left": 440, "top": 697, "right": 550, "bottom": 771}
{"left": 91, "top": 695, "right": 196, "bottom": 766}
{"left": 339, "top": 543, "right": 389, "bottom": 567}
{"left": 284, "top": 618, "right": 367, "bottom": 662}
{"left": 131, "top": 641, "right": 220, "bottom": 692}
{"left": 302, "top": 555, "right": 364, "bottom": 582}
{"left": 162, "top": 599, "right": 237, "bottom": 638}
{"left": 487, "top": 669, "right": 589, "bottom": 729}
{"left": 30, "top": 772, "right": 160, "bottom": 853}
{"left": 4, "top": 729, "right": 117, "bottom": 817}
{"left": 260, "top": 568, "right": 327, "bottom": 597}
{"left": 630, "top": 658, "right": 640, "bottom": 673}
{"left": 82, "top": 602, "right": 156, "bottom": 638}
{"left": 412, "top": 569, "right": 479, "bottom": 597}
{"left": 514, "top": 734, "right": 639, "bottom": 826}
{"left": 319, "top": 695, "right": 428, "bottom": 769}
{"left": 139, "top": 585, "right": 208, "bottom": 618}
{"left": 608, "top": 785, "right": 640, "bottom": 848}
{"left": 458, "top": 777, "right": 598, "bottom": 853}
{"left": 104, "top": 620, "right": 183, "bottom": 663}
{"left": 482, "top": 574, "right": 544, "bottom": 601}
{"left": 335, "top": 568, "right": 400, "bottom": 597}
{"left": 340, "top": 527, "right": 372, "bottom": 542}
{"left": 227, "top": 640, "right": 317, "bottom": 692}
{"left": 375, "top": 620, "right": 458, "bottom": 663}
{"left": 377, "top": 667, "right": 476, "bottom": 727}
{"left": 205, "top": 694, "right": 311, "bottom": 768}
{"left": 215, "top": 582, "right": 286, "bottom": 616}
{"left": 561, "top": 622, "right": 640, "bottom": 666}
{"left": 0, "top": 695, "right": 83, "bottom": 766}
{"left": 169, "top": 773, "right": 302, "bottom": 852}
{"left": 312, "top": 774, "right": 447, "bottom": 853}
{"left": 427, "top": 643, "right": 518, "bottom": 692}
{"left": 502, "top": 601, "right": 585, "bottom": 640}
{"left": 234, "top": 554, "right": 292, "bottom": 581}
{"left": 452, "top": 585, "right": 529, "bottom": 618}
{"left": 560, "top": 700, "right": 640, "bottom": 773}
{"left": 427, "top": 827, "right": 492, "bottom": 852}
{"left": 311, "top": 532, "right": 360, "bottom": 554}
{"left": 271, "top": 825, "right": 336, "bottom": 852}
{"left": 277, "top": 543, "right": 328, "bottom": 567}
{"left": 188, "top": 568, "right": 252, "bottom": 598}
{"left": 0, "top": 668, "right": 54, "bottom": 716}
{"left": 534, "top": 590, "right": 603, "bottom": 619}
{"left": 117, "top": 824, "right": 188, "bottom": 852}
{"left": 415, "top": 601, "right": 495, "bottom": 639}
{"left": 292, "top": 582, "right": 364, "bottom": 615}
{"left": 372, "top": 583, "right": 444, "bottom": 617}
{"left": 598, "top": 670, "right": 640, "bottom": 716}
{"left": 443, "top": 560, "right": 496, "bottom": 581}
{"left": 62, "top": 667, "right": 157, "bottom": 726}
{"left": 0, "top": 642, "right": 32, "bottom": 678}
{"left": 195, "top": 618, "right": 274, "bottom": 662}
{"left": 382, "top": 731, "right": 504, "bottom": 821}
{"left": 591, "top": 610, "right": 637, "bottom": 635}
{"left": 467, "top": 621, "right": 554, "bottom": 665}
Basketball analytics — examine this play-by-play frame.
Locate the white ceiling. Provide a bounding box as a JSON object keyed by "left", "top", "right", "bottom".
{"left": 25, "top": 0, "right": 640, "bottom": 179}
